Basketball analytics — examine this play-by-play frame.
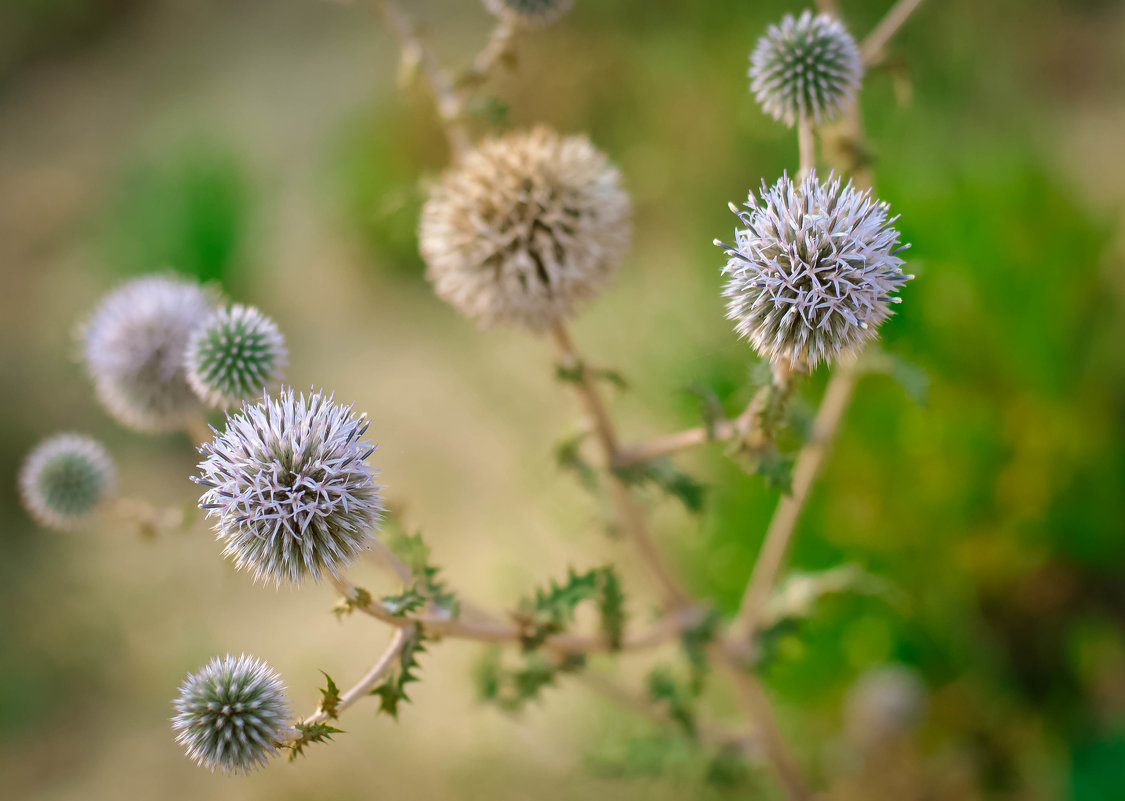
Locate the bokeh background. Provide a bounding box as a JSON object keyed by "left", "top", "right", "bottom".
{"left": 2, "top": 0, "right": 1123, "bottom": 799}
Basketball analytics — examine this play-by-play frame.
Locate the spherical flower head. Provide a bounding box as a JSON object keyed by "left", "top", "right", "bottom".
{"left": 19, "top": 434, "right": 115, "bottom": 530}
{"left": 195, "top": 387, "right": 382, "bottom": 586}
{"left": 482, "top": 0, "right": 574, "bottom": 28}
{"left": 749, "top": 11, "right": 863, "bottom": 127}
{"left": 81, "top": 274, "right": 214, "bottom": 432}
{"left": 419, "top": 126, "right": 631, "bottom": 331}
{"left": 185, "top": 304, "right": 288, "bottom": 408}
{"left": 172, "top": 653, "right": 294, "bottom": 773}
{"left": 844, "top": 663, "right": 928, "bottom": 747}
{"left": 718, "top": 171, "right": 912, "bottom": 371}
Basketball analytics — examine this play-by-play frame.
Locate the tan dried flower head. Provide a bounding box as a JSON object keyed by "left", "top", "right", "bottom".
{"left": 419, "top": 127, "right": 631, "bottom": 331}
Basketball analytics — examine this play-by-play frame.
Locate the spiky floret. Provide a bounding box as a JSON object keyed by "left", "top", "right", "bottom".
{"left": 194, "top": 388, "right": 382, "bottom": 586}
{"left": 419, "top": 126, "right": 631, "bottom": 331}
{"left": 81, "top": 274, "right": 214, "bottom": 432}
{"left": 19, "top": 434, "right": 115, "bottom": 530}
{"left": 172, "top": 653, "right": 294, "bottom": 773}
{"left": 749, "top": 10, "right": 863, "bottom": 127}
{"left": 718, "top": 172, "right": 912, "bottom": 371}
{"left": 185, "top": 305, "right": 287, "bottom": 408}
{"left": 482, "top": 0, "right": 574, "bottom": 28}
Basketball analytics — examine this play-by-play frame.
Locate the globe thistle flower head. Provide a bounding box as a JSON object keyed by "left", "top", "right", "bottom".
{"left": 749, "top": 11, "right": 863, "bottom": 127}
{"left": 482, "top": 0, "right": 574, "bottom": 28}
{"left": 419, "top": 126, "right": 631, "bottom": 331}
{"left": 195, "top": 387, "right": 382, "bottom": 586}
{"left": 172, "top": 653, "right": 294, "bottom": 773}
{"left": 186, "top": 304, "right": 288, "bottom": 408}
{"left": 19, "top": 434, "right": 115, "bottom": 530}
{"left": 81, "top": 274, "right": 214, "bottom": 432}
{"left": 718, "top": 171, "right": 912, "bottom": 372}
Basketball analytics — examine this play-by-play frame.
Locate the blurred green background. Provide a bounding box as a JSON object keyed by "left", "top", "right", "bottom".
{"left": 1, "top": 0, "right": 1123, "bottom": 799}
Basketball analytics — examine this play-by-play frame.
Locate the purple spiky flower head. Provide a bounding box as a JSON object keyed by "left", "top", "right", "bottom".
{"left": 172, "top": 653, "right": 294, "bottom": 773}
{"left": 194, "top": 388, "right": 382, "bottom": 586}
{"left": 717, "top": 172, "right": 912, "bottom": 372}
{"left": 19, "top": 433, "right": 115, "bottom": 530}
{"left": 749, "top": 11, "right": 863, "bottom": 127}
{"left": 483, "top": 0, "right": 574, "bottom": 28}
{"left": 81, "top": 274, "right": 214, "bottom": 432}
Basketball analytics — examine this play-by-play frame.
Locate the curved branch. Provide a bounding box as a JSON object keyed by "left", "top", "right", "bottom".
{"left": 302, "top": 627, "right": 410, "bottom": 726}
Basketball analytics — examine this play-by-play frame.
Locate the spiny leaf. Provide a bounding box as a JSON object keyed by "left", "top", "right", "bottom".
{"left": 384, "top": 531, "right": 461, "bottom": 619}
{"left": 286, "top": 721, "right": 343, "bottom": 762}
{"left": 517, "top": 567, "right": 602, "bottom": 649}
{"left": 598, "top": 567, "right": 626, "bottom": 651}
{"left": 681, "top": 609, "right": 720, "bottom": 695}
{"left": 555, "top": 432, "right": 599, "bottom": 493}
{"left": 613, "top": 459, "right": 707, "bottom": 514}
{"left": 476, "top": 647, "right": 586, "bottom": 712}
{"left": 370, "top": 627, "right": 427, "bottom": 720}
{"left": 646, "top": 666, "right": 697, "bottom": 738}
{"left": 332, "top": 586, "right": 372, "bottom": 619}
{"left": 752, "top": 446, "right": 794, "bottom": 495}
{"left": 705, "top": 745, "right": 753, "bottom": 788}
{"left": 381, "top": 587, "right": 426, "bottom": 616}
{"left": 317, "top": 671, "right": 342, "bottom": 719}
{"left": 555, "top": 361, "right": 629, "bottom": 391}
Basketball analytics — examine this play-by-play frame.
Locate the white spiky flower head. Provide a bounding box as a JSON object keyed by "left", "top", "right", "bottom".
{"left": 194, "top": 387, "right": 382, "bottom": 586}
{"left": 718, "top": 171, "right": 912, "bottom": 372}
{"left": 419, "top": 126, "right": 631, "bottom": 331}
{"left": 81, "top": 274, "right": 214, "bottom": 432}
{"left": 19, "top": 434, "right": 115, "bottom": 530}
{"left": 185, "top": 304, "right": 287, "bottom": 409}
{"left": 749, "top": 10, "right": 863, "bottom": 127}
{"left": 172, "top": 653, "right": 294, "bottom": 773}
{"left": 482, "top": 0, "right": 574, "bottom": 28}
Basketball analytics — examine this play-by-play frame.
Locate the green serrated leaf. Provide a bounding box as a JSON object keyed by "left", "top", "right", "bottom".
{"left": 598, "top": 567, "right": 626, "bottom": 651}
{"left": 370, "top": 627, "right": 427, "bottom": 720}
{"left": 475, "top": 648, "right": 586, "bottom": 712}
{"left": 613, "top": 459, "right": 706, "bottom": 514}
{"left": 705, "top": 745, "right": 753, "bottom": 788}
{"left": 381, "top": 587, "right": 426, "bottom": 616}
{"left": 287, "top": 721, "right": 344, "bottom": 761}
{"left": 332, "top": 586, "right": 372, "bottom": 619}
{"left": 753, "top": 446, "right": 794, "bottom": 495}
{"left": 646, "top": 666, "right": 697, "bottom": 738}
{"left": 517, "top": 567, "right": 603, "bottom": 649}
{"left": 318, "top": 671, "right": 342, "bottom": 719}
{"left": 555, "top": 432, "right": 599, "bottom": 493}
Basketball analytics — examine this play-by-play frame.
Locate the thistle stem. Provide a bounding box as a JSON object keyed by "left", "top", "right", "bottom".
{"left": 797, "top": 112, "right": 816, "bottom": 179}
{"left": 373, "top": 0, "right": 472, "bottom": 156}
{"left": 862, "top": 0, "right": 928, "bottom": 67}
{"left": 549, "top": 322, "right": 693, "bottom": 610}
{"left": 302, "top": 627, "right": 409, "bottom": 726}
{"left": 728, "top": 362, "right": 858, "bottom": 646}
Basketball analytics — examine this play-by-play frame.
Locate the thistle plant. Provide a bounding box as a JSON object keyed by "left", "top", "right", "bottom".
{"left": 749, "top": 10, "right": 864, "bottom": 127}
{"left": 18, "top": 1, "right": 935, "bottom": 797}
{"left": 194, "top": 387, "right": 382, "bottom": 586}
{"left": 419, "top": 126, "right": 631, "bottom": 331}
{"left": 185, "top": 304, "right": 287, "bottom": 408}
{"left": 81, "top": 274, "right": 214, "bottom": 432}
{"left": 19, "top": 434, "right": 115, "bottom": 530}
{"left": 718, "top": 171, "right": 912, "bottom": 372}
{"left": 172, "top": 654, "right": 294, "bottom": 773}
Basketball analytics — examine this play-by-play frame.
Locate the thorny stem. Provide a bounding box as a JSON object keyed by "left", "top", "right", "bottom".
{"left": 302, "top": 627, "right": 410, "bottom": 726}
{"left": 467, "top": 16, "right": 518, "bottom": 81}
{"left": 862, "top": 0, "right": 928, "bottom": 67}
{"left": 550, "top": 322, "right": 693, "bottom": 611}
{"left": 373, "top": 0, "right": 472, "bottom": 156}
{"left": 797, "top": 112, "right": 816, "bottom": 179}
{"left": 332, "top": 575, "right": 702, "bottom": 655}
{"left": 728, "top": 362, "right": 859, "bottom": 646}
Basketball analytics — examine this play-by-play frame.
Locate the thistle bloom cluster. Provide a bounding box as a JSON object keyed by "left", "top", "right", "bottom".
{"left": 81, "top": 275, "right": 214, "bottom": 432}
{"left": 172, "top": 654, "right": 293, "bottom": 773}
{"left": 419, "top": 126, "right": 631, "bottom": 331}
{"left": 19, "top": 434, "right": 115, "bottom": 530}
{"left": 185, "top": 304, "right": 287, "bottom": 408}
{"left": 482, "top": 0, "right": 574, "bottom": 28}
{"left": 719, "top": 172, "right": 912, "bottom": 371}
{"left": 195, "top": 388, "right": 382, "bottom": 586}
{"left": 749, "top": 10, "right": 863, "bottom": 127}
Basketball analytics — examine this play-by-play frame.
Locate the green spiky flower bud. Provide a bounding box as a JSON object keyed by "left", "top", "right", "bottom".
{"left": 185, "top": 305, "right": 287, "bottom": 408}
{"left": 19, "top": 434, "right": 115, "bottom": 530}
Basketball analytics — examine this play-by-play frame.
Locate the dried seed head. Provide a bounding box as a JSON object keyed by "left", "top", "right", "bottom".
{"left": 482, "top": 0, "right": 574, "bottom": 28}
{"left": 185, "top": 304, "right": 287, "bottom": 408}
{"left": 19, "top": 434, "right": 115, "bottom": 530}
{"left": 719, "top": 172, "right": 912, "bottom": 372}
{"left": 195, "top": 388, "right": 382, "bottom": 586}
{"left": 749, "top": 11, "right": 863, "bottom": 127}
{"left": 172, "top": 654, "right": 294, "bottom": 773}
{"left": 81, "top": 274, "right": 214, "bottom": 432}
{"left": 419, "top": 126, "right": 631, "bottom": 331}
